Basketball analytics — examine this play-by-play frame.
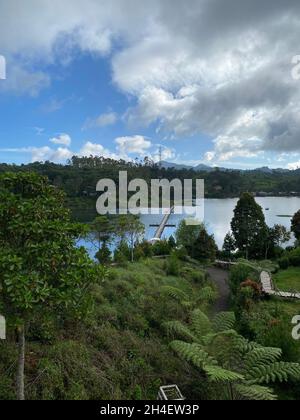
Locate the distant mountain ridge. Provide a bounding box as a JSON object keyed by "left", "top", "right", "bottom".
{"left": 160, "top": 161, "right": 292, "bottom": 173}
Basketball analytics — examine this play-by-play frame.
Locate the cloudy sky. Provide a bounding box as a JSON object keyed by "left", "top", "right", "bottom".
{"left": 1, "top": 0, "right": 300, "bottom": 169}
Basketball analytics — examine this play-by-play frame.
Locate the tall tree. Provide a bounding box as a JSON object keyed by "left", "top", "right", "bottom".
{"left": 115, "top": 214, "right": 145, "bottom": 262}
{"left": 292, "top": 210, "right": 300, "bottom": 241}
{"left": 265, "top": 224, "right": 291, "bottom": 259}
{"left": 90, "top": 215, "right": 115, "bottom": 250}
{"left": 222, "top": 232, "right": 236, "bottom": 259}
{"left": 0, "top": 172, "right": 98, "bottom": 399}
{"left": 192, "top": 227, "right": 217, "bottom": 262}
{"left": 175, "top": 220, "right": 202, "bottom": 256}
{"left": 231, "top": 193, "right": 268, "bottom": 259}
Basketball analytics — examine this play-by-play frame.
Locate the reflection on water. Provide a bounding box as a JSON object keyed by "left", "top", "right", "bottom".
{"left": 79, "top": 197, "right": 300, "bottom": 257}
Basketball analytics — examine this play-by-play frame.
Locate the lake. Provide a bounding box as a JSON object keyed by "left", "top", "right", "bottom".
{"left": 79, "top": 197, "right": 300, "bottom": 257}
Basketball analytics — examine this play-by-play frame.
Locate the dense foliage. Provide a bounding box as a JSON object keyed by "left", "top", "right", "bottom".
{"left": 0, "top": 258, "right": 214, "bottom": 400}
{"left": 0, "top": 172, "right": 100, "bottom": 399}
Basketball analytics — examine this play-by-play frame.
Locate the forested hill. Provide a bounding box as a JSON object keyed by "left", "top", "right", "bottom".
{"left": 1, "top": 156, "right": 300, "bottom": 221}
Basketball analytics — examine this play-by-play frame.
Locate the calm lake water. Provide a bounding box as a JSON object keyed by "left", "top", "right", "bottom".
{"left": 79, "top": 197, "right": 300, "bottom": 257}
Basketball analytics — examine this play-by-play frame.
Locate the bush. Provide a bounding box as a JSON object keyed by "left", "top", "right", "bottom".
{"left": 190, "top": 270, "right": 206, "bottom": 285}
{"left": 165, "top": 254, "right": 180, "bottom": 276}
{"left": 95, "top": 244, "right": 111, "bottom": 265}
{"left": 114, "top": 241, "right": 131, "bottom": 263}
{"left": 229, "top": 263, "right": 258, "bottom": 299}
{"left": 278, "top": 247, "right": 300, "bottom": 269}
{"left": 278, "top": 256, "right": 290, "bottom": 270}
{"left": 152, "top": 240, "right": 171, "bottom": 256}
{"left": 288, "top": 248, "right": 300, "bottom": 267}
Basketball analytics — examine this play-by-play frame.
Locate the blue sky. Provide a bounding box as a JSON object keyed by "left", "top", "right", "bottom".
{"left": 0, "top": 51, "right": 212, "bottom": 166}
{"left": 1, "top": 0, "right": 300, "bottom": 170}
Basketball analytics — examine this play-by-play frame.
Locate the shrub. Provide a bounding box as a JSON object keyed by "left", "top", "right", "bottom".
{"left": 190, "top": 270, "right": 206, "bottom": 285}
{"left": 165, "top": 254, "right": 180, "bottom": 276}
{"left": 229, "top": 263, "right": 258, "bottom": 298}
{"left": 278, "top": 256, "right": 290, "bottom": 270}
{"left": 288, "top": 247, "right": 300, "bottom": 266}
{"left": 152, "top": 240, "right": 171, "bottom": 256}
{"left": 95, "top": 244, "right": 111, "bottom": 265}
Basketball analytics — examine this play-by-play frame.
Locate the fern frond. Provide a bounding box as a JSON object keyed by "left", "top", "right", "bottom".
{"left": 201, "top": 330, "right": 238, "bottom": 346}
{"left": 170, "top": 341, "right": 243, "bottom": 383}
{"left": 248, "top": 362, "right": 300, "bottom": 384}
{"left": 160, "top": 286, "right": 189, "bottom": 303}
{"left": 234, "top": 384, "right": 277, "bottom": 401}
{"left": 191, "top": 309, "right": 211, "bottom": 337}
{"left": 245, "top": 347, "right": 282, "bottom": 371}
{"left": 163, "top": 321, "right": 198, "bottom": 342}
{"left": 198, "top": 286, "right": 217, "bottom": 303}
{"left": 170, "top": 340, "right": 217, "bottom": 369}
{"left": 213, "top": 312, "right": 236, "bottom": 332}
{"left": 232, "top": 335, "right": 262, "bottom": 355}
{"left": 204, "top": 365, "right": 244, "bottom": 383}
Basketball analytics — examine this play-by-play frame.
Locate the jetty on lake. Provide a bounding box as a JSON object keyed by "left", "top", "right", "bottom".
{"left": 149, "top": 206, "right": 175, "bottom": 244}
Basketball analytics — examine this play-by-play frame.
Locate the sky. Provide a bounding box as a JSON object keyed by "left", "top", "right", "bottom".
{"left": 1, "top": 0, "right": 300, "bottom": 169}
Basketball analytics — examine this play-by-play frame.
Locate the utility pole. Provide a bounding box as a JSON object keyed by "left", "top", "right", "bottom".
{"left": 159, "top": 145, "right": 162, "bottom": 169}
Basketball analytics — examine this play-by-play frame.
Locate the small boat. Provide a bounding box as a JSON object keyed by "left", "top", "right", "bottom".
{"left": 265, "top": 208, "right": 270, "bottom": 210}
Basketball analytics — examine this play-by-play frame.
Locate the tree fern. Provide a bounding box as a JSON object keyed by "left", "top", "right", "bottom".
{"left": 163, "top": 321, "right": 198, "bottom": 343}
{"left": 171, "top": 340, "right": 244, "bottom": 383}
{"left": 190, "top": 309, "right": 211, "bottom": 337}
{"left": 204, "top": 365, "right": 244, "bottom": 382}
{"left": 248, "top": 362, "right": 300, "bottom": 384}
{"left": 244, "top": 347, "right": 282, "bottom": 371}
{"left": 198, "top": 286, "right": 217, "bottom": 303}
{"left": 171, "top": 341, "right": 217, "bottom": 368}
{"left": 160, "top": 286, "right": 189, "bottom": 303}
{"left": 212, "top": 312, "right": 236, "bottom": 332}
{"left": 165, "top": 308, "right": 300, "bottom": 400}
{"left": 234, "top": 384, "right": 277, "bottom": 401}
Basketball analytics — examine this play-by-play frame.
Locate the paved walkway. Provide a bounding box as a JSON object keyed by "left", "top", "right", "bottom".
{"left": 206, "top": 267, "right": 231, "bottom": 313}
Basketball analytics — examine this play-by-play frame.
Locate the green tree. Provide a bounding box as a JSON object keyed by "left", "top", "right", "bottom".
{"left": 192, "top": 227, "right": 217, "bottom": 262}
{"left": 95, "top": 243, "right": 111, "bottom": 265}
{"left": 222, "top": 232, "right": 236, "bottom": 259}
{"left": 115, "top": 215, "right": 145, "bottom": 262}
{"left": 176, "top": 220, "right": 202, "bottom": 256}
{"left": 0, "top": 172, "right": 98, "bottom": 400}
{"left": 231, "top": 193, "right": 268, "bottom": 259}
{"left": 265, "top": 225, "right": 291, "bottom": 258}
{"left": 89, "top": 215, "right": 115, "bottom": 251}
{"left": 168, "top": 235, "right": 176, "bottom": 249}
{"left": 291, "top": 210, "right": 300, "bottom": 241}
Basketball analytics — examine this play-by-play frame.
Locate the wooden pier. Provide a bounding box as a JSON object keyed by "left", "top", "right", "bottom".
{"left": 150, "top": 206, "right": 174, "bottom": 243}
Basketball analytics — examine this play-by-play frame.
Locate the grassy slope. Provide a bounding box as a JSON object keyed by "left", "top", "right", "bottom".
{"left": 273, "top": 267, "right": 300, "bottom": 291}
{"left": 0, "top": 259, "right": 214, "bottom": 400}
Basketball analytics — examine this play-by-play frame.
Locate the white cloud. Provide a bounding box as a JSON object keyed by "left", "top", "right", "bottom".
{"left": 80, "top": 141, "right": 106, "bottom": 156}
{"left": 115, "top": 135, "right": 152, "bottom": 155}
{"left": 0, "top": 146, "right": 73, "bottom": 163}
{"left": 0, "top": 63, "right": 50, "bottom": 96}
{"left": 50, "top": 133, "right": 72, "bottom": 146}
{"left": 83, "top": 112, "right": 117, "bottom": 129}
{"left": 2, "top": 0, "right": 300, "bottom": 164}
{"left": 287, "top": 161, "right": 300, "bottom": 170}
{"left": 152, "top": 145, "right": 176, "bottom": 162}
